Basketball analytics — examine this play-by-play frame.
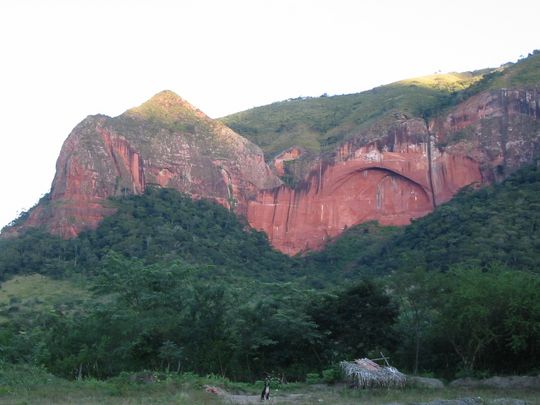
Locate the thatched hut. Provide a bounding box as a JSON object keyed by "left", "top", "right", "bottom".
{"left": 340, "top": 358, "right": 406, "bottom": 389}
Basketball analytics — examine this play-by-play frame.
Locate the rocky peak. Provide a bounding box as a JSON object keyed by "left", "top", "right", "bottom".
{"left": 4, "top": 92, "right": 280, "bottom": 239}
{"left": 124, "top": 90, "right": 208, "bottom": 126}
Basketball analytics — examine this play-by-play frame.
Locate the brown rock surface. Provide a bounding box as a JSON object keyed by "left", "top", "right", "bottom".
{"left": 272, "top": 146, "right": 305, "bottom": 176}
{"left": 6, "top": 89, "right": 539, "bottom": 255}
{"left": 433, "top": 89, "right": 540, "bottom": 181}
{"left": 247, "top": 89, "right": 540, "bottom": 254}
{"left": 8, "top": 91, "right": 280, "bottom": 238}
{"left": 247, "top": 120, "right": 482, "bottom": 254}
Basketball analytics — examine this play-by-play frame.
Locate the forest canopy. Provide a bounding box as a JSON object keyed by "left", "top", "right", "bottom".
{"left": 0, "top": 165, "right": 539, "bottom": 380}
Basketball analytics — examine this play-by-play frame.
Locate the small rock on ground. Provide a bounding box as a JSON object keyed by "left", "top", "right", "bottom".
{"left": 407, "top": 376, "right": 445, "bottom": 389}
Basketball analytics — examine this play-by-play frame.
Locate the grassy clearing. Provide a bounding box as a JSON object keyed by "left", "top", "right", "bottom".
{"left": 0, "top": 365, "right": 538, "bottom": 405}
{"left": 0, "top": 274, "right": 90, "bottom": 306}
{"left": 0, "top": 274, "right": 91, "bottom": 323}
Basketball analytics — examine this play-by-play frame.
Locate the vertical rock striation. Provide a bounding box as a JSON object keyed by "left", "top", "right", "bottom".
{"left": 247, "top": 89, "right": 540, "bottom": 254}
{"left": 5, "top": 89, "right": 539, "bottom": 255}
{"left": 9, "top": 91, "right": 281, "bottom": 238}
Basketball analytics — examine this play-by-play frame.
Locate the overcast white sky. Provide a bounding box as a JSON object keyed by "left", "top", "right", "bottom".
{"left": 1, "top": 0, "right": 539, "bottom": 229}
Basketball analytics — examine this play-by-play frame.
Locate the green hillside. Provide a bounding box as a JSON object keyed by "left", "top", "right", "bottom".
{"left": 0, "top": 274, "right": 91, "bottom": 325}
{"left": 0, "top": 188, "right": 297, "bottom": 283}
{"left": 221, "top": 72, "right": 480, "bottom": 158}
{"left": 0, "top": 165, "right": 539, "bottom": 380}
{"left": 2, "top": 163, "right": 539, "bottom": 290}
{"left": 221, "top": 51, "right": 540, "bottom": 159}
{"left": 320, "top": 163, "right": 540, "bottom": 273}
{"left": 375, "top": 163, "right": 540, "bottom": 274}
{"left": 489, "top": 50, "right": 540, "bottom": 88}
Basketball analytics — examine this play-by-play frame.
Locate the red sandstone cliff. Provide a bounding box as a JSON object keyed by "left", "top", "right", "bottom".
{"left": 5, "top": 89, "right": 539, "bottom": 255}
{"left": 247, "top": 89, "right": 540, "bottom": 254}
{"left": 9, "top": 91, "right": 281, "bottom": 238}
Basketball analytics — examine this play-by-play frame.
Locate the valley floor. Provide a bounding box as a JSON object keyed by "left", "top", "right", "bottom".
{"left": 1, "top": 379, "right": 538, "bottom": 405}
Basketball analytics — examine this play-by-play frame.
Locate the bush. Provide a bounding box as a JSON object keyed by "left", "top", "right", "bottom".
{"left": 305, "top": 372, "right": 322, "bottom": 384}
{"left": 322, "top": 366, "right": 341, "bottom": 384}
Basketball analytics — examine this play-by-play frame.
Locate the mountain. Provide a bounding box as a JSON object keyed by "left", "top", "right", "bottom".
{"left": 3, "top": 53, "right": 540, "bottom": 254}
{"left": 221, "top": 71, "right": 484, "bottom": 157}
{"left": 221, "top": 52, "right": 540, "bottom": 158}
{"left": 308, "top": 163, "right": 540, "bottom": 278}
{"left": 0, "top": 162, "right": 538, "bottom": 380}
{"left": 224, "top": 52, "right": 540, "bottom": 253}
{"left": 5, "top": 91, "right": 280, "bottom": 238}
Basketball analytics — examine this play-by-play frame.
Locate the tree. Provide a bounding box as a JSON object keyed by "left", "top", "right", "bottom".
{"left": 434, "top": 266, "right": 540, "bottom": 373}
{"left": 390, "top": 266, "right": 441, "bottom": 374}
{"left": 312, "top": 281, "right": 398, "bottom": 361}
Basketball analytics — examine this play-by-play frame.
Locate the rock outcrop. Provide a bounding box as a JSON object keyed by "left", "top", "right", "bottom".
{"left": 8, "top": 91, "right": 280, "bottom": 238}
{"left": 247, "top": 89, "right": 540, "bottom": 254}
{"left": 434, "top": 89, "right": 540, "bottom": 181}
{"left": 5, "top": 89, "right": 540, "bottom": 255}
{"left": 406, "top": 376, "right": 445, "bottom": 389}
{"left": 272, "top": 146, "right": 305, "bottom": 176}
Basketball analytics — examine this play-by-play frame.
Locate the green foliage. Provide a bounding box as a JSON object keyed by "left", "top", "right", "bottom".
{"left": 321, "top": 365, "right": 341, "bottom": 384}
{"left": 301, "top": 222, "right": 401, "bottom": 284}
{"left": 390, "top": 266, "right": 540, "bottom": 376}
{"left": 221, "top": 73, "right": 480, "bottom": 158}
{"left": 435, "top": 267, "right": 540, "bottom": 373}
{"left": 305, "top": 372, "right": 322, "bottom": 384}
{"left": 371, "top": 164, "right": 540, "bottom": 274}
{"left": 0, "top": 187, "right": 296, "bottom": 282}
{"left": 489, "top": 50, "right": 540, "bottom": 88}
{"left": 221, "top": 52, "right": 540, "bottom": 160}
{"left": 1, "top": 166, "right": 539, "bottom": 381}
{"left": 310, "top": 280, "right": 398, "bottom": 361}
{"left": 0, "top": 274, "right": 91, "bottom": 325}
{"left": 124, "top": 90, "right": 207, "bottom": 132}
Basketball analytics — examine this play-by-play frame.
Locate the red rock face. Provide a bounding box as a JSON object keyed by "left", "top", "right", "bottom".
{"left": 8, "top": 92, "right": 281, "bottom": 238}
{"left": 6, "top": 89, "right": 539, "bottom": 255}
{"left": 247, "top": 89, "right": 540, "bottom": 254}
{"left": 433, "top": 89, "right": 540, "bottom": 181}
{"left": 247, "top": 121, "right": 482, "bottom": 254}
{"left": 273, "top": 146, "right": 305, "bottom": 176}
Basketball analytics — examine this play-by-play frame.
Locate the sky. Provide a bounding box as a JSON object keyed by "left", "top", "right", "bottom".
{"left": 1, "top": 0, "right": 539, "bottom": 229}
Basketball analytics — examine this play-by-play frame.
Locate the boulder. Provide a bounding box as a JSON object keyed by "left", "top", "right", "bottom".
{"left": 407, "top": 376, "right": 445, "bottom": 389}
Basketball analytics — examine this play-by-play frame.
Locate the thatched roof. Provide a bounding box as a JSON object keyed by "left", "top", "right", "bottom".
{"left": 340, "top": 358, "right": 406, "bottom": 389}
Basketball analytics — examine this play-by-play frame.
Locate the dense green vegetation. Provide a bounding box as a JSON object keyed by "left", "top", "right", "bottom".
{"left": 1, "top": 165, "right": 539, "bottom": 382}
{"left": 221, "top": 51, "right": 540, "bottom": 160}
{"left": 301, "top": 163, "right": 540, "bottom": 280}
{"left": 371, "top": 163, "right": 540, "bottom": 274}
{"left": 221, "top": 72, "right": 479, "bottom": 158}
{"left": 0, "top": 188, "right": 296, "bottom": 282}
{"left": 489, "top": 50, "right": 540, "bottom": 88}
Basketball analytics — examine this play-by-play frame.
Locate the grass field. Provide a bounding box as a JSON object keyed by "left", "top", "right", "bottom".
{"left": 0, "top": 274, "right": 92, "bottom": 324}
{"left": 0, "top": 365, "right": 538, "bottom": 405}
